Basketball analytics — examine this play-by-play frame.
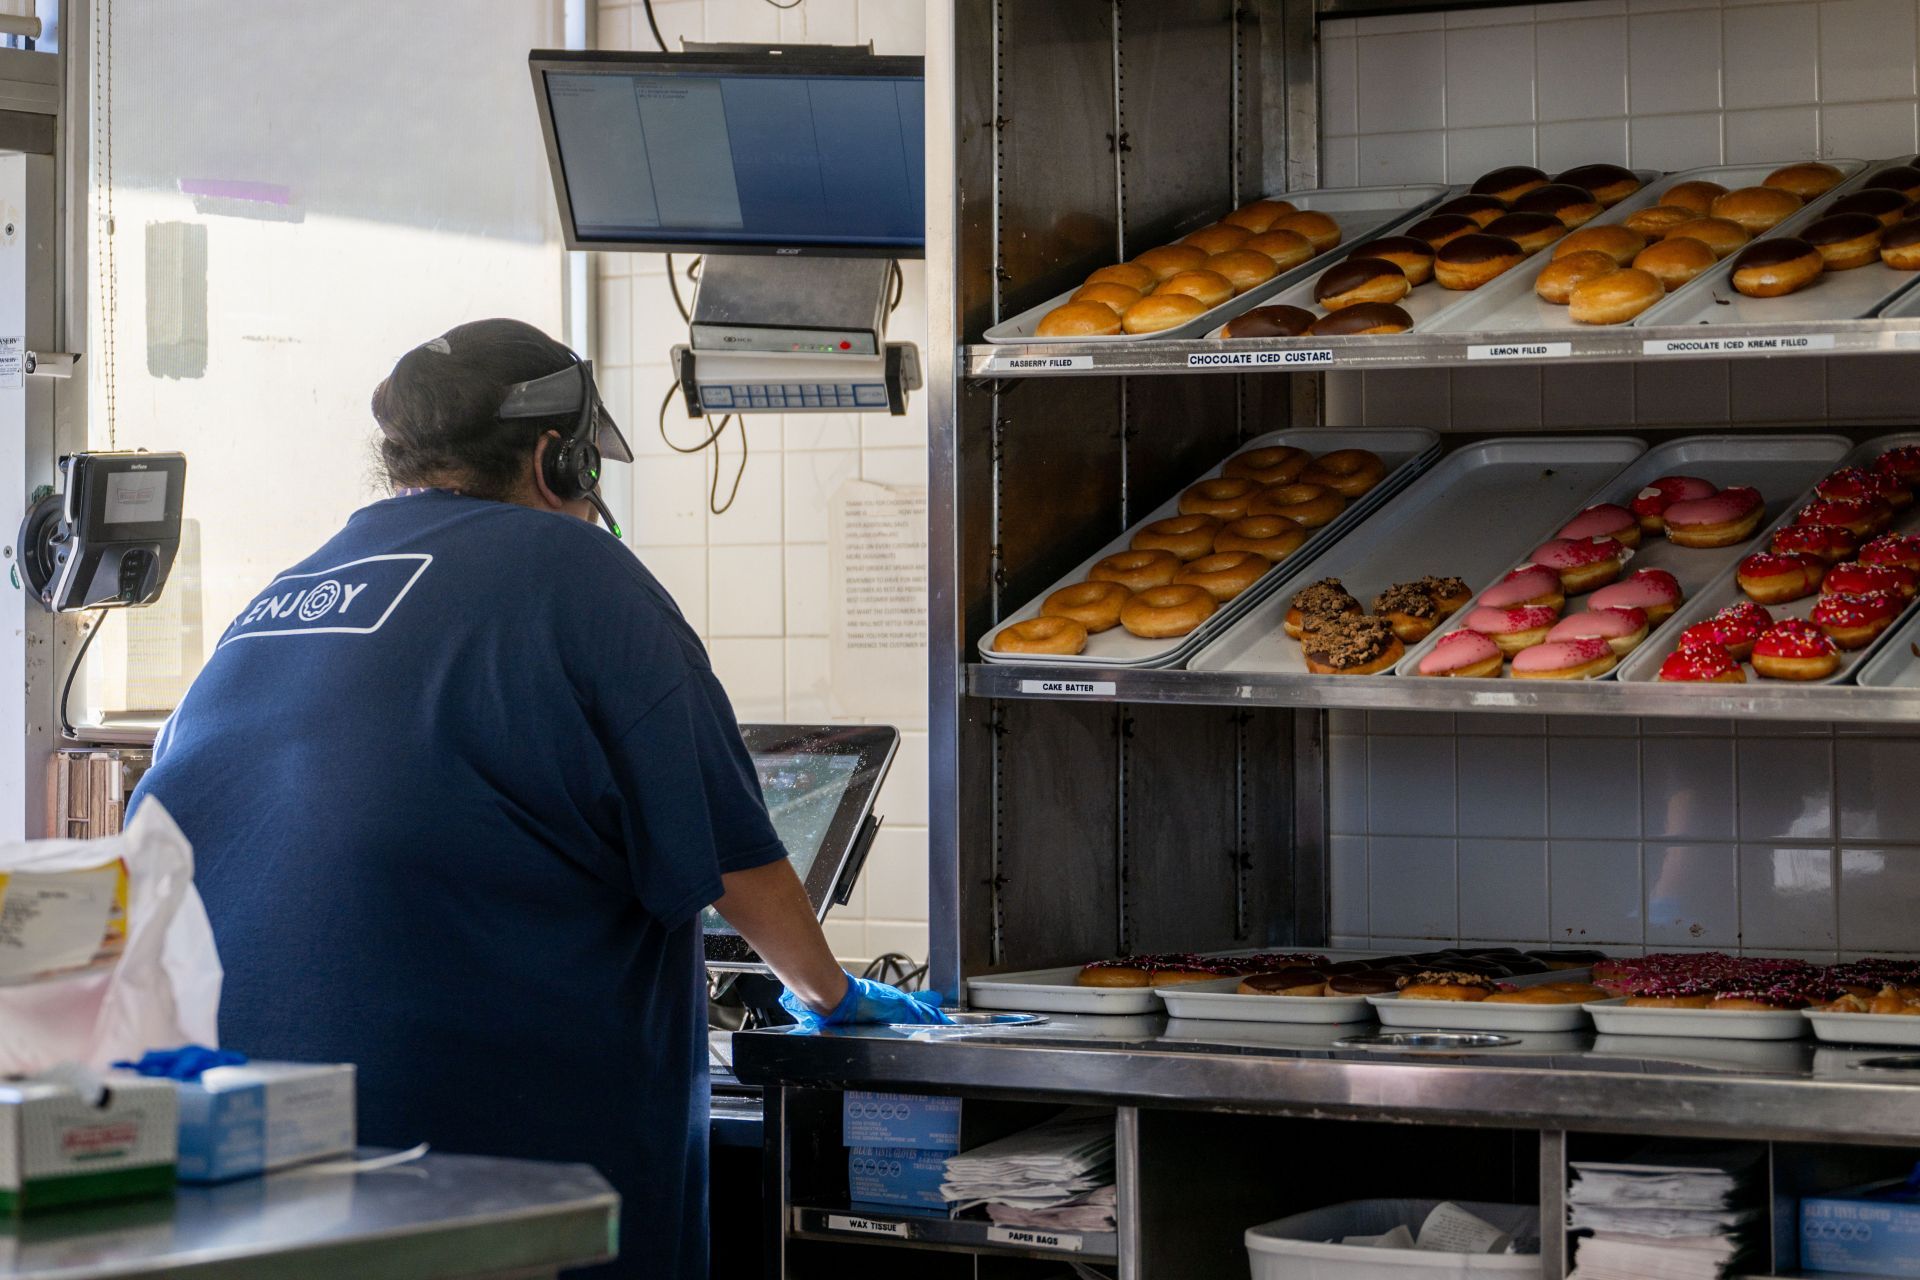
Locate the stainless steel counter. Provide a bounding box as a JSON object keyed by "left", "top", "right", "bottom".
{"left": 0, "top": 1151, "right": 616, "bottom": 1280}
{"left": 734, "top": 1015, "right": 1920, "bottom": 1146}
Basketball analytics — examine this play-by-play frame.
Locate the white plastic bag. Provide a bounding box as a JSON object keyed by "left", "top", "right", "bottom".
{"left": 0, "top": 799, "right": 222, "bottom": 1073}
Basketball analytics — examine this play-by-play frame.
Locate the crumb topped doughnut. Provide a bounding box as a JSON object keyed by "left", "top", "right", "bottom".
{"left": 1302, "top": 614, "right": 1404, "bottom": 675}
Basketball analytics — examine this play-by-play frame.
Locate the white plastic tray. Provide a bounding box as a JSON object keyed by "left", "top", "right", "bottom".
{"left": 1366, "top": 969, "right": 1596, "bottom": 1033}
{"left": 1427, "top": 162, "right": 1868, "bottom": 336}
{"left": 1158, "top": 976, "right": 1376, "bottom": 1025}
{"left": 965, "top": 966, "right": 1168, "bottom": 1016}
{"left": 1856, "top": 606, "right": 1920, "bottom": 687}
{"left": 978, "top": 427, "right": 1441, "bottom": 668}
{"left": 1805, "top": 1009, "right": 1920, "bottom": 1046}
{"left": 1584, "top": 997, "right": 1809, "bottom": 1040}
{"left": 983, "top": 185, "right": 1449, "bottom": 343}
{"left": 1394, "top": 433, "right": 1852, "bottom": 680}
{"left": 1618, "top": 432, "right": 1920, "bottom": 686}
{"left": 1190, "top": 436, "right": 1648, "bottom": 676}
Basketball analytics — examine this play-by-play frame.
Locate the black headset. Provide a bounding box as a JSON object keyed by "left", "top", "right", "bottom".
{"left": 499, "top": 358, "right": 625, "bottom": 538}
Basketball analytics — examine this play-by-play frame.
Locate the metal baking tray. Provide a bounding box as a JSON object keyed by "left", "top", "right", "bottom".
{"left": 1394, "top": 433, "right": 1852, "bottom": 680}
{"left": 1367, "top": 968, "right": 1598, "bottom": 1033}
{"left": 1631, "top": 158, "right": 1920, "bottom": 328}
{"left": 983, "top": 184, "right": 1449, "bottom": 344}
{"left": 977, "top": 427, "right": 1441, "bottom": 668}
{"left": 1426, "top": 162, "right": 1868, "bottom": 336}
{"left": 1806, "top": 1009, "right": 1920, "bottom": 1047}
{"left": 1205, "top": 170, "right": 1660, "bottom": 340}
{"left": 1584, "top": 997, "right": 1809, "bottom": 1041}
{"left": 1618, "top": 432, "right": 1920, "bottom": 686}
{"left": 1187, "top": 436, "right": 1647, "bottom": 677}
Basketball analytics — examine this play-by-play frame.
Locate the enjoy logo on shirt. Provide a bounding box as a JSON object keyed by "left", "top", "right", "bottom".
{"left": 219, "top": 554, "right": 432, "bottom": 647}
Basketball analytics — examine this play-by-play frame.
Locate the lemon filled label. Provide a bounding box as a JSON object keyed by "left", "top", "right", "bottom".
{"left": 0, "top": 859, "right": 128, "bottom": 985}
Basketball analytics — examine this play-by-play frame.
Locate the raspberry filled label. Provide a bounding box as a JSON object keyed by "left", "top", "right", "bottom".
{"left": 1643, "top": 334, "right": 1835, "bottom": 356}
{"left": 1186, "top": 349, "right": 1333, "bottom": 367}
{"left": 989, "top": 354, "right": 1091, "bottom": 371}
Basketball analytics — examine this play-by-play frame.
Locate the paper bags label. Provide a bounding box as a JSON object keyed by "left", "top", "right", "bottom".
{"left": 987, "top": 1226, "right": 1083, "bottom": 1251}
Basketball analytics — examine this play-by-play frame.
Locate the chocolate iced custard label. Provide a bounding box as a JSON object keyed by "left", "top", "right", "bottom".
{"left": 1187, "top": 349, "right": 1334, "bottom": 367}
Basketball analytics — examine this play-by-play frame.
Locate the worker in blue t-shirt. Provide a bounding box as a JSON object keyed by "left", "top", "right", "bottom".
{"left": 129, "top": 318, "right": 944, "bottom": 1279}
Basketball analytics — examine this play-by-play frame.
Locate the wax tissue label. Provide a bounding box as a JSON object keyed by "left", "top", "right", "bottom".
{"left": 0, "top": 861, "right": 128, "bottom": 985}
{"left": 1417, "top": 1202, "right": 1512, "bottom": 1254}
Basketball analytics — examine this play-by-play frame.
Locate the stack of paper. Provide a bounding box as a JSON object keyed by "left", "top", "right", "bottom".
{"left": 1568, "top": 1146, "right": 1764, "bottom": 1280}
{"left": 941, "top": 1109, "right": 1115, "bottom": 1229}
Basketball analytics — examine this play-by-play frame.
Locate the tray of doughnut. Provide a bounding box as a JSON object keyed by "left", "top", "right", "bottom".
{"left": 1634, "top": 157, "right": 1920, "bottom": 327}
{"left": 1204, "top": 163, "right": 1659, "bottom": 341}
{"left": 984, "top": 184, "right": 1449, "bottom": 343}
{"left": 1806, "top": 959, "right": 1920, "bottom": 1045}
{"left": 1366, "top": 969, "right": 1609, "bottom": 1034}
{"left": 1618, "top": 433, "right": 1920, "bottom": 687}
{"left": 1583, "top": 953, "right": 1920, "bottom": 1042}
{"left": 1397, "top": 433, "right": 1851, "bottom": 682}
{"left": 966, "top": 951, "right": 1342, "bottom": 1016}
{"left": 1424, "top": 160, "right": 1869, "bottom": 333}
{"left": 980, "top": 428, "right": 1441, "bottom": 667}
{"left": 1190, "top": 435, "right": 1648, "bottom": 677}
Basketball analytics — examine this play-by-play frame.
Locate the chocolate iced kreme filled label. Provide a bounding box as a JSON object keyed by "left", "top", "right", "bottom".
{"left": 0, "top": 860, "right": 129, "bottom": 985}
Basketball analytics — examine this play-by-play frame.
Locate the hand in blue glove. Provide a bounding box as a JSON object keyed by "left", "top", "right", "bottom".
{"left": 780, "top": 971, "right": 953, "bottom": 1030}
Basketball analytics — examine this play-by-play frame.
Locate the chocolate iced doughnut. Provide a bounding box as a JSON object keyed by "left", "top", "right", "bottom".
{"left": 1314, "top": 257, "right": 1410, "bottom": 309}
{"left": 1222, "top": 304, "right": 1316, "bottom": 338}
{"left": 1308, "top": 302, "right": 1413, "bottom": 335}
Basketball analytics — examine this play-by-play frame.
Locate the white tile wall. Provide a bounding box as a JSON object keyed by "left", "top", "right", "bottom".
{"left": 592, "top": 0, "right": 931, "bottom": 964}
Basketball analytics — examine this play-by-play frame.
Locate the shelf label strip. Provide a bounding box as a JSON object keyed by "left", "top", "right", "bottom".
{"left": 827, "top": 1215, "right": 911, "bottom": 1238}
{"left": 1643, "top": 334, "right": 1836, "bottom": 356}
{"left": 987, "top": 354, "right": 1093, "bottom": 372}
{"left": 987, "top": 1226, "right": 1085, "bottom": 1252}
{"left": 1186, "top": 349, "right": 1333, "bottom": 368}
{"left": 1019, "top": 679, "right": 1117, "bottom": 696}
{"left": 1468, "top": 341, "right": 1571, "bottom": 361}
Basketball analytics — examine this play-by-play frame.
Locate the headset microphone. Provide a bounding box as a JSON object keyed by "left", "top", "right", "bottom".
{"left": 499, "top": 357, "right": 632, "bottom": 539}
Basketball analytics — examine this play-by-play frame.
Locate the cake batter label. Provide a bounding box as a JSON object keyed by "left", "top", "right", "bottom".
{"left": 989, "top": 354, "right": 1091, "bottom": 371}
{"left": 1468, "top": 342, "right": 1571, "bottom": 361}
{"left": 828, "top": 1214, "right": 909, "bottom": 1238}
{"left": 987, "top": 1226, "right": 1085, "bottom": 1252}
{"left": 1186, "top": 349, "right": 1333, "bottom": 368}
{"left": 1643, "top": 334, "right": 1835, "bottom": 356}
{"left": 1020, "top": 679, "right": 1117, "bottom": 696}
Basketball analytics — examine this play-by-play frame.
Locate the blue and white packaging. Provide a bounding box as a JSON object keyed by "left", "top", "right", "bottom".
{"left": 173, "top": 1062, "right": 356, "bottom": 1183}
{"left": 1802, "top": 1179, "right": 1920, "bottom": 1276}
{"left": 842, "top": 1091, "right": 960, "bottom": 1152}
{"left": 848, "top": 1147, "right": 947, "bottom": 1213}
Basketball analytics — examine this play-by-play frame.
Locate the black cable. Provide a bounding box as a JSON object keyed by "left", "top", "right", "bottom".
{"left": 709, "top": 415, "right": 748, "bottom": 516}
{"left": 640, "top": 0, "right": 668, "bottom": 50}
{"left": 888, "top": 260, "right": 903, "bottom": 314}
{"left": 59, "top": 609, "right": 109, "bottom": 740}
{"left": 763, "top": 0, "right": 803, "bottom": 8}
{"left": 658, "top": 380, "right": 729, "bottom": 453}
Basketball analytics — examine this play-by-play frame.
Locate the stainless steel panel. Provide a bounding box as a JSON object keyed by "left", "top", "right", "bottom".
{"left": 1124, "top": 704, "right": 1242, "bottom": 955}
{"left": 994, "top": 376, "right": 1126, "bottom": 615}
{"left": 1124, "top": 375, "right": 1243, "bottom": 519}
{"left": 1117, "top": 0, "right": 1236, "bottom": 255}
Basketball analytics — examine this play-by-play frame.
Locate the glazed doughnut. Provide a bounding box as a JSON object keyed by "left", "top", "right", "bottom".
{"left": 1213, "top": 514, "right": 1308, "bottom": 562}
{"left": 1071, "top": 281, "right": 1145, "bottom": 313}
{"left": 1559, "top": 502, "right": 1642, "bottom": 549}
{"left": 1731, "top": 239, "right": 1824, "bottom": 298}
{"left": 1736, "top": 552, "right": 1824, "bottom": 604}
{"left": 1556, "top": 224, "right": 1648, "bottom": 266}
{"left": 1268, "top": 210, "right": 1341, "bottom": 252}
{"left": 1512, "top": 637, "right": 1619, "bottom": 680}
{"left": 1711, "top": 186, "right": 1803, "bottom": 234}
{"left": 1300, "top": 449, "right": 1387, "bottom": 498}
{"left": 1623, "top": 205, "right": 1698, "bottom": 238}
{"left": 1174, "top": 550, "right": 1269, "bottom": 602}
{"left": 1802, "top": 212, "right": 1884, "bottom": 270}
{"left": 1223, "top": 305, "right": 1316, "bottom": 338}
{"left": 1434, "top": 233, "right": 1526, "bottom": 290}
{"left": 1089, "top": 548, "right": 1181, "bottom": 593}
{"left": 1664, "top": 485, "right": 1764, "bottom": 548}
{"left": 1571, "top": 268, "right": 1663, "bottom": 324}
{"left": 1373, "top": 582, "right": 1444, "bottom": 643}
{"left": 1470, "top": 165, "right": 1548, "bottom": 203}
{"left": 1515, "top": 183, "right": 1604, "bottom": 228}
{"left": 1633, "top": 475, "right": 1717, "bottom": 531}
{"left": 1431, "top": 194, "right": 1510, "bottom": 228}
{"left": 1464, "top": 604, "right": 1559, "bottom": 656}
{"left": 994, "top": 615, "right": 1088, "bottom": 655}
{"left": 1404, "top": 213, "right": 1481, "bottom": 249}
{"left": 1155, "top": 268, "right": 1235, "bottom": 308}
{"left": 1633, "top": 237, "right": 1716, "bottom": 291}
{"left": 1309, "top": 303, "right": 1414, "bottom": 335}
{"left": 1416, "top": 629, "right": 1504, "bottom": 678}
{"left": 1771, "top": 522, "right": 1857, "bottom": 565}
{"left": 1182, "top": 223, "right": 1253, "bottom": 255}
{"left": 1301, "top": 614, "right": 1405, "bottom": 675}
{"left": 1881, "top": 218, "right": 1920, "bottom": 269}
{"left": 1350, "top": 235, "right": 1435, "bottom": 285}
{"left": 1285, "top": 579, "right": 1362, "bottom": 639}
{"left": 1658, "top": 645, "right": 1745, "bottom": 683}
{"left": 1535, "top": 251, "right": 1619, "bottom": 305}
{"left": 1075, "top": 964, "right": 1151, "bottom": 988}
{"left": 1869, "top": 164, "right": 1920, "bottom": 201}
{"left": 1041, "top": 580, "right": 1131, "bottom": 633}
{"left": 1765, "top": 161, "right": 1847, "bottom": 200}
{"left": 1241, "top": 229, "right": 1317, "bottom": 271}
{"left": 1824, "top": 561, "right": 1917, "bottom": 599}
{"left": 1224, "top": 445, "right": 1311, "bottom": 486}
{"left": 1751, "top": 619, "right": 1840, "bottom": 681}
{"left": 1811, "top": 590, "right": 1902, "bottom": 650}
{"left": 1180, "top": 476, "right": 1261, "bottom": 520}
{"left": 1482, "top": 565, "right": 1566, "bottom": 613}
{"left": 1484, "top": 211, "right": 1567, "bottom": 256}
{"left": 1313, "top": 258, "right": 1410, "bottom": 310}
{"left": 1799, "top": 496, "right": 1892, "bottom": 538}
{"left": 1662, "top": 216, "right": 1749, "bottom": 259}
{"left": 1588, "top": 568, "right": 1684, "bottom": 623}
{"left": 1861, "top": 532, "right": 1920, "bottom": 572}
{"left": 1121, "top": 294, "right": 1207, "bottom": 334}
{"left": 1036, "top": 301, "right": 1123, "bottom": 337}
{"left": 1085, "top": 262, "right": 1158, "bottom": 293}
{"left": 1132, "top": 513, "right": 1221, "bottom": 561}
{"left": 1528, "top": 536, "right": 1628, "bottom": 594}
{"left": 1557, "top": 163, "right": 1643, "bottom": 207}
{"left": 1665, "top": 180, "right": 1729, "bottom": 214}
{"left": 1119, "top": 583, "right": 1216, "bottom": 639}
{"left": 1222, "top": 198, "right": 1297, "bottom": 233}
{"left": 1832, "top": 188, "right": 1913, "bottom": 227}
{"left": 1204, "top": 250, "right": 1281, "bottom": 295}
{"left": 1250, "top": 481, "right": 1344, "bottom": 527}
{"left": 1131, "top": 244, "right": 1210, "bottom": 282}
{"left": 1546, "top": 606, "right": 1649, "bottom": 655}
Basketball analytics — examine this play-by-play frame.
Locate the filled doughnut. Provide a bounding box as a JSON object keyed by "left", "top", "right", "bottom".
{"left": 1711, "top": 186, "right": 1803, "bottom": 234}
{"left": 1751, "top": 619, "right": 1840, "bottom": 680}
{"left": 1179, "top": 476, "right": 1261, "bottom": 520}
{"left": 1570, "top": 268, "right": 1664, "bottom": 325}
{"left": 1241, "top": 229, "right": 1317, "bottom": 271}
{"left": 1633, "top": 475, "right": 1717, "bottom": 531}
{"left": 1860, "top": 532, "right": 1920, "bottom": 572}
{"left": 1373, "top": 581, "right": 1444, "bottom": 643}
{"left": 1251, "top": 481, "right": 1344, "bottom": 527}
{"left": 1416, "top": 629, "right": 1504, "bottom": 678}
{"left": 1431, "top": 194, "right": 1509, "bottom": 228}
{"left": 1325, "top": 971, "right": 1401, "bottom": 995}
{"left": 1546, "top": 606, "right": 1649, "bottom": 655}
{"left": 1174, "top": 551, "right": 1269, "bottom": 602}
{"left": 1817, "top": 465, "right": 1909, "bottom": 510}
{"left": 1736, "top": 552, "right": 1825, "bottom": 604}
{"left": 1224, "top": 445, "right": 1311, "bottom": 486}
{"left": 1535, "top": 250, "right": 1619, "bottom": 305}
{"left": 1155, "top": 268, "right": 1235, "bottom": 307}
{"left": 1658, "top": 645, "right": 1745, "bottom": 683}
{"left": 1799, "top": 496, "right": 1892, "bottom": 538}
{"left": 1558, "top": 502, "right": 1642, "bottom": 548}
{"left": 1869, "top": 164, "right": 1920, "bottom": 201}
{"left": 1086, "top": 262, "right": 1158, "bottom": 292}
{"left": 1131, "top": 244, "right": 1209, "bottom": 281}
{"left": 1677, "top": 603, "right": 1771, "bottom": 662}
{"left": 1041, "top": 580, "right": 1131, "bottom": 633}
{"left": 1121, "top": 293, "right": 1208, "bottom": 334}
{"left": 1527, "top": 535, "right": 1629, "bottom": 594}
{"left": 1222, "top": 198, "right": 1297, "bottom": 233}
{"left": 1089, "top": 548, "right": 1181, "bottom": 592}
{"left": 1484, "top": 211, "right": 1567, "bottom": 255}
{"left": 1633, "top": 236, "right": 1716, "bottom": 290}
{"left": 1268, "top": 210, "right": 1341, "bottom": 252}
{"left": 1514, "top": 183, "right": 1603, "bottom": 228}
{"left": 1037, "top": 301, "right": 1123, "bottom": 337}
{"left": 1588, "top": 568, "right": 1684, "bottom": 624}
{"left": 1119, "top": 583, "right": 1216, "bottom": 639}
{"left": 1132, "top": 513, "right": 1221, "bottom": 561}
{"left": 1811, "top": 590, "right": 1902, "bottom": 650}
{"left": 1434, "top": 233, "right": 1526, "bottom": 290}
{"left": 1313, "top": 258, "right": 1410, "bottom": 310}
{"left": 1237, "top": 968, "right": 1327, "bottom": 997}
{"left": 1350, "top": 235, "right": 1436, "bottom": 285}
{"left": 1309, "top": 302, "right": 1413, "bottom": 335}
{"left": 1731, "top": 239, "right": 1824, "bottom": 297}
{"left": 1664, "top": 485, "right": 1764, "bottom": 548}
{"left": 1623, "top": 205, "right": 1698, "bottom": 238}
{"left": 1881, "top": 218, "right": 1920, "bottom": 270}
{"left": 1823, "top": 561, "right": 1917, "bottom": 599}
{"left": 1512, "top": 638, "right": 1619, "bottom": 680}
{"left": 1876, "top": 444, "right": 1920, "bottom": 489}
{"left": 1285, "top": 578, "right": 1362, "bottom": 639}
{"left": 1771, "top": 522, "right": 1857, "bottom": 565}
{"left": 1223, "top": 305, "right": 1316, "bottom": 338}
{"left": 1764, "top": 161, "right": 1846, "bottom": 200}
{"left": 1464, "top": 604, "right": 1559, "bottom": 656}
{"left": 1470, "top": 165, "right": 1548, "bottom": 202}
{"left": 1299, "top": 449, "right": 1387, "bottom": 497}
{"left": 1661, "top": 216, "right": 1749, "bottom": 259}
{"left": 1213, "top": 514, "right": 1308, "bottom": 562}
{"left": 1802, "top": 212, "right": 1884, "bottom": 270}
{"left": 1557, "top": 163, "right": 1643, "bottom": 206}
{"left": 1183, "top": 223, "right": 1253, "bottom": 255}
{"left": 1301, "top": 614, "right": 1404, "bottom": 675}
{"left": 1664, "top": 180, "right": 1729, "bottom": 214}
{"left": 1832, "top": 188, "right": 1913, "bottom": 227}
{"left": 1071, "top": 281, "right": 1145, "bottom": 313}
{"left": 994, "top": 615, "right": 1088, "bottom": 655}
{"left": 1554, "top": 224, "right": 1647, "bottom": 266}
{"left": 1482, "top": 565, "right": 1566, "bottom": 613}
{"left": 1205, "top": 249, "right": 1281, "bottom": 294}
{"left": 1404, "top": 213, "right": 1481, "bottom": 249}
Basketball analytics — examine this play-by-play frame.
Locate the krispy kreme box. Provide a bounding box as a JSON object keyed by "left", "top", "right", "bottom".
{"left": 0, "top": 1076, "right": 176, "bottom": 1212}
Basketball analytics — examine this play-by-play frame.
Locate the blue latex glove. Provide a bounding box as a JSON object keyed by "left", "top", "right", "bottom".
{"left": 780, "top": 972, "right": 952, "bottom": 1030}
{"left": 114, "top": 1045, "right": 248, "bottom": 1081}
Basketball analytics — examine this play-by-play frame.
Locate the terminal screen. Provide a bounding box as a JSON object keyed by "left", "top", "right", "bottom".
{"left": 103, "top": 470, "right": 169, "bottom": 525}
{"left": 702, "top": 751, "right": 862, "bottom": 935}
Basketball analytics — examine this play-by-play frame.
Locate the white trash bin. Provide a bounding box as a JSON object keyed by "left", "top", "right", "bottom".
{"left": 1246, "top": 1200, "right": 1541, "bottom": 1280}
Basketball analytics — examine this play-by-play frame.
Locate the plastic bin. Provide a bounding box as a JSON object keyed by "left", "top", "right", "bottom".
{"left": 1246, "top": 1200, "right": 1540, "bottom": 1280}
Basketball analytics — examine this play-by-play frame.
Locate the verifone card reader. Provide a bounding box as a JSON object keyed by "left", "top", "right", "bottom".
{"left": 18, "top": 452, "right": 187, "bottom": 612}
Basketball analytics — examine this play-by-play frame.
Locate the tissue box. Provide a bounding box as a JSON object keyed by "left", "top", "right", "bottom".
{"left": 0, "top": 1077, "right": 177, "bottom": 1212}
{"left": 848, "top": 1147, "right": 947, "bottom": 1212}
{"left": 1802, "top": 1180, "right": 1920, "bottom": 1276}
{"left": 174, "top": 1062, "right": 356, "bottom": 1183}
{"left": 842, "top": 1091, "right": 960, "bottom": 1152}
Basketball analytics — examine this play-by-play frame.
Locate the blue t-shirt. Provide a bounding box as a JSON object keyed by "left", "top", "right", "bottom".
{"left": 130, "top": 491, "right": 784, "bottom": 1280}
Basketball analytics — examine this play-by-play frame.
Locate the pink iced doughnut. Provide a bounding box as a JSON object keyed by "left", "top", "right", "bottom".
{"left": 1632, "top": 475, "right": 1716, "bottom": 530}
{"left": 1511, "top": 637, "right": 1618, "bottom": 679}
{"left": 1663, "top": 485, "right": 1764, "bottom": 548}
{"left": 1464, "top": 604, "right": 1558, "bottom": 656}
{"left": 1528, "top": 536, "right": 1630, "bottom": 594}
{"left": 1546, "top": 606, "right": 1649, "bottom": 654}
{"left": 1587, "top": 567, "right": 1683, "bottom": 622}
{"left": 1557, "top": 502, "right": 1640, "bottom": 547}
{"left": 1481, "top": 565, "right": 1564, "bottom": 610}
{"left": 1417, "top": 629, "right": 1504, "bottom": 677}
